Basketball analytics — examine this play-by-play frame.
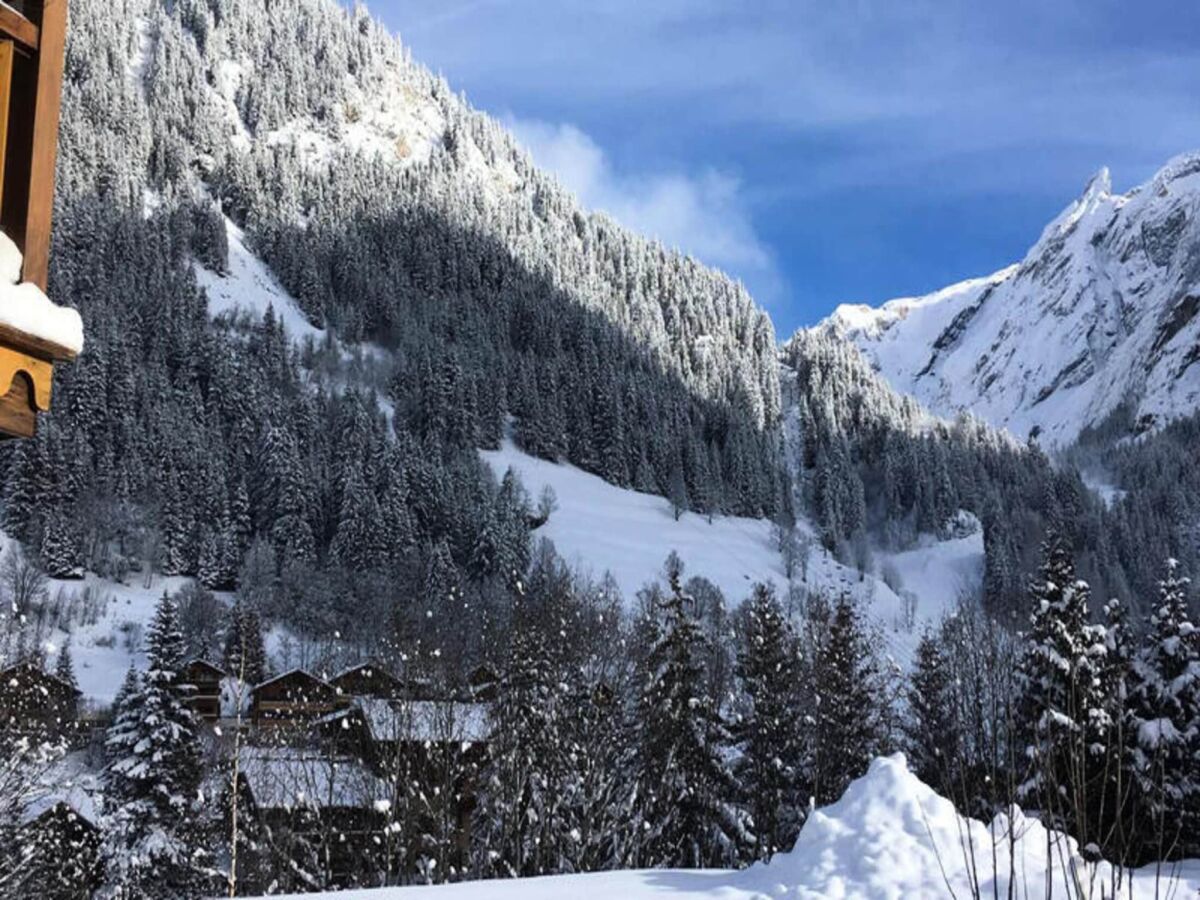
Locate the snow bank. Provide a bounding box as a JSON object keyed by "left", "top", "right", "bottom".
{"left": 254, "top": 754, "right": 1200, "bottom": 900}
{"left": 0, "top": 232, "right": 84, "bottom": 355}
{"left": 741, "top": 754, "right": 1177, "bottom": 899}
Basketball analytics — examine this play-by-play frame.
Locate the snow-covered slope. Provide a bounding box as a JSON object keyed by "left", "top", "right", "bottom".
{"left": 194, "top": 217, "right": 325, "bottom": 344}
{"left": 821, "top": 154, "right": 1200, "bottom": 446}
{"left": 254, "top": 754, "right": 1200, "bottom": 900}
{"left": 482, "top": 439, "right": 981, "bottom": 668}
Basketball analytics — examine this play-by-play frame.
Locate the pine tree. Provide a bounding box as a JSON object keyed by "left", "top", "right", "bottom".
{"left": 474, "top": 627, "right": 565, "bottom": 878}
{"left": 101, "top": 595, "right": 209, "bottom": 898}
{"left": 905, "top": 630, "right": 959, "bottom": 797}
{"left": 54, "top": 639, "right": 78, "bottom": 695}
{"left": 735, "top": 583, "right": 806, "bottom": 859}
{"left": 40, "top": 504, "right": 83, "bottom": 579}
{"left": 633, "top": 568, "right": 749, "bottom": 868}
{"left": 668, "top": 460, "right": 689, "bottom": 522}
{"left": 13, "top": 802, "right": 103, "bottom": 899}
{"left": 557, "top": 680, "right": 631, "bottom": 873}
{"left": 1128, "top": 559, "right": 1200, "bottom": 861}
{"left": 1098, "top": 596, "right": 1139, "bottom": 863}
{"left": 223, "top": 600, "right": 267, "bottom": 686}
{"left": 807, "top": 593, "right": 886, "bottom": 805}
{"left": 1014, "top": 536, "right": 1110, "bottom": 847}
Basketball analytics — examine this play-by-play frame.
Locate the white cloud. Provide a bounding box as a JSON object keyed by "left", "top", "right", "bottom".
{"left": 508, "top": 117, "right": 782, "bottom": 302}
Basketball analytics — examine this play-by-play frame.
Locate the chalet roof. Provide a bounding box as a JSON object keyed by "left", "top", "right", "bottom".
{"left": 330, "top": 659, "right": 394, "bottom": 682}
{"left": 239, "top": 748, "right": 389, "bottom": 811}
{"left": 252, "top": 668, "right": 334, "bottom": 694}
{"left": 355, "top": 697, "right": 491, "bottom": 744}
{"left": 329, "top": 660, "right": 406, "bottom": 694}
{"left": 24, "top": 755, "right": 99, "bottom": 826}
{"left": 183, "top": 658, "right": 227, "bottom": 679}
{"left": 1, "top": 661, "right": 81, "bottom": 697}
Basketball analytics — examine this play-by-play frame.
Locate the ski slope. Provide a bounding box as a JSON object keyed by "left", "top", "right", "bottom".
{"left": 256, "top": 754, "right": 1200, "bottom": 900}
{"left": 482, "top": 440, "right": 982, "bottom": 667}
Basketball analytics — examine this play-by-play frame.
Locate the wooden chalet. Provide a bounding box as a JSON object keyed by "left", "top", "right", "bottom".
{"left": 0, "top": 659, "right": 78, "bottom": 735}
{"left": 329, "top": 660, "right": 406, "bottom": 699}
{"left": 249, "top": 669, "right": 344, "bottom": 729}
{"left": 0, "top": 0, "right": 77, "bottom": 438}
{"left": 182, "top": 658, "right": 226, "bottom": 722}
{"left": 236, "top": 747, "right": 390, "bottom": 888}
{"left": 18, "top": 798, "right": 102, "bottom": 894}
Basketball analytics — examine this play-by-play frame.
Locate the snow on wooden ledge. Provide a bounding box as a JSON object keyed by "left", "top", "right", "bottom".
{"left": 0, "top": 230, "right": 83, "bottom": 357}
{"left": 0, "top": 280, "right": 84, "bottom": 357}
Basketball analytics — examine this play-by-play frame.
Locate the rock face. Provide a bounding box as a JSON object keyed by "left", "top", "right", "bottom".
{"left": 818, "top": 154, "right": 1200, "bottom": 446}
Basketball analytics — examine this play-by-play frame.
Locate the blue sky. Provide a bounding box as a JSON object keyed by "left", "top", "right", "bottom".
{"left": 366, "top": 0, "right": 1200, "bottom": 334}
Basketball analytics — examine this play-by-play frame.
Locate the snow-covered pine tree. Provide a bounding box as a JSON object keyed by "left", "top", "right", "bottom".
{"left": 734, "top": 582, "right": 806, "bottom": 860}
{"left": 556, "top": 679, "right": 632, "bottom": 874}
{"left": 474, "top": 627, "right": 565, "bottom": 878}
{"left": 633, "top": 567, "right": 749, "bottom": 869}
{"left": 1128, "top": 558, "right": 1200, "bottom": 861}
{"left": 1014, "top": 536, "right": 1110, "bottom": 850}
{"left": 53, "top": 639, "right": 79, "bottom": 696}
{"left": 39, "top": 504, "right": 83, "bottom": 579}
{"left": 806, "top": 593, "right": 886, "bottom": 805}
{"left": 101, "top": 594, "right": 209, "bottom": 898}
{"left": 905, "top": 629, "right": 959, "bottom": 798}
{"left": 1096, "top": 595, "right": 1139, "bottom": 864}
{"left": 223, "top": 600, "right": 267, "bottom": 686}
{"left": 668, "top": 460, "right": 690, "bottom": 522}
{"left": 197, "top": 517, "right": 238, "bottom": 591}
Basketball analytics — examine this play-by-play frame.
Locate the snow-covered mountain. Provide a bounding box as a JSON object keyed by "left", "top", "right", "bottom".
{"left": 819, "top": 155, "right": 1200, "bottom": 446}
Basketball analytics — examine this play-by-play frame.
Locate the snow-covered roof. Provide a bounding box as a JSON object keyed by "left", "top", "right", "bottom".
{"left": 330, "top": 659, "right": 393, "bottom": 682}
{"left": 23, "top": 753, "right": 100, "bottom": 825}
{"left": 1, "top": 660, "right": 81, "bottom": 697}
{"left": 239, "top": 748, "right": 388, "bottom": 811}
{"left": 184, "top": 658, "right": 227, "bottom": 678}
{"left": 354, "top": 697, "right": 490, "bottom": 744}
{"left": 252, "top": 668, "right": 333, "bottom": 693}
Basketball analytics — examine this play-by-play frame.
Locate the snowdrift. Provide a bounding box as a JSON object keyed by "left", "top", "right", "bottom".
{"left": 256, "top": 754, "right": 1200, "bottom": 900}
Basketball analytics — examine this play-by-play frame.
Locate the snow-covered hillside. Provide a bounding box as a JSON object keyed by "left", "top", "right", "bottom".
{"left": 820, "top": 154, "right": 1200, "bottom": 446}
{"left": 482, "top": 439, "right": 981, "bottom": 668}
{"left": 255, "top": 754, "right": 1200, "bottom": 900}
{"left": 194, "top": 216, "right": 325, "bottom": 344}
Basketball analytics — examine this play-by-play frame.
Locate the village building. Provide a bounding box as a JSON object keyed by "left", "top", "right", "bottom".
{"left": 329, "top": 660, "right": 407, "bottom": 700}
{"left": 181, "top": 658, "right": 226, "bottom": 722}
{"left": 235, "top": 747, "right": 391, "bottom": 888}
{"left": 0, "top": 660, "right": 79, "bottom": 736}
{"left": 248, "top": 669, "right": 345, "bottom": 731}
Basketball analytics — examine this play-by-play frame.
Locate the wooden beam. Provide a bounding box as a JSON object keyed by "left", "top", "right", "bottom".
{"left": 0, "top": 320, "right": 76, "bottom": 361}
{"left": 0, "top": 5, "right": 38, "bottom": 53}
{"left": 19, "top": 0, "right": 64, "bottom": 292}
{"left": 0, "top": 41, "right": 12, "bottom": 214}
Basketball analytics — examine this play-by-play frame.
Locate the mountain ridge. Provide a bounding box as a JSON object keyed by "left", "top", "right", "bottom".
{"left": 815, "top": 153, "right": 1200, "bottom": 446}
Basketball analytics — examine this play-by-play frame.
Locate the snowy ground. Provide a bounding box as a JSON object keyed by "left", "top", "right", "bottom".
{"left": 0, "top": 532, "right": 213, "bottom": 707}
{"left": 482, "top": 440, "right": 982, "bottom": 668}
{"left": 193, "top": 217, "right": 325, "bottom": 344}
{"left": 257, "top": 754, "right": 1200, "bottom": 900}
